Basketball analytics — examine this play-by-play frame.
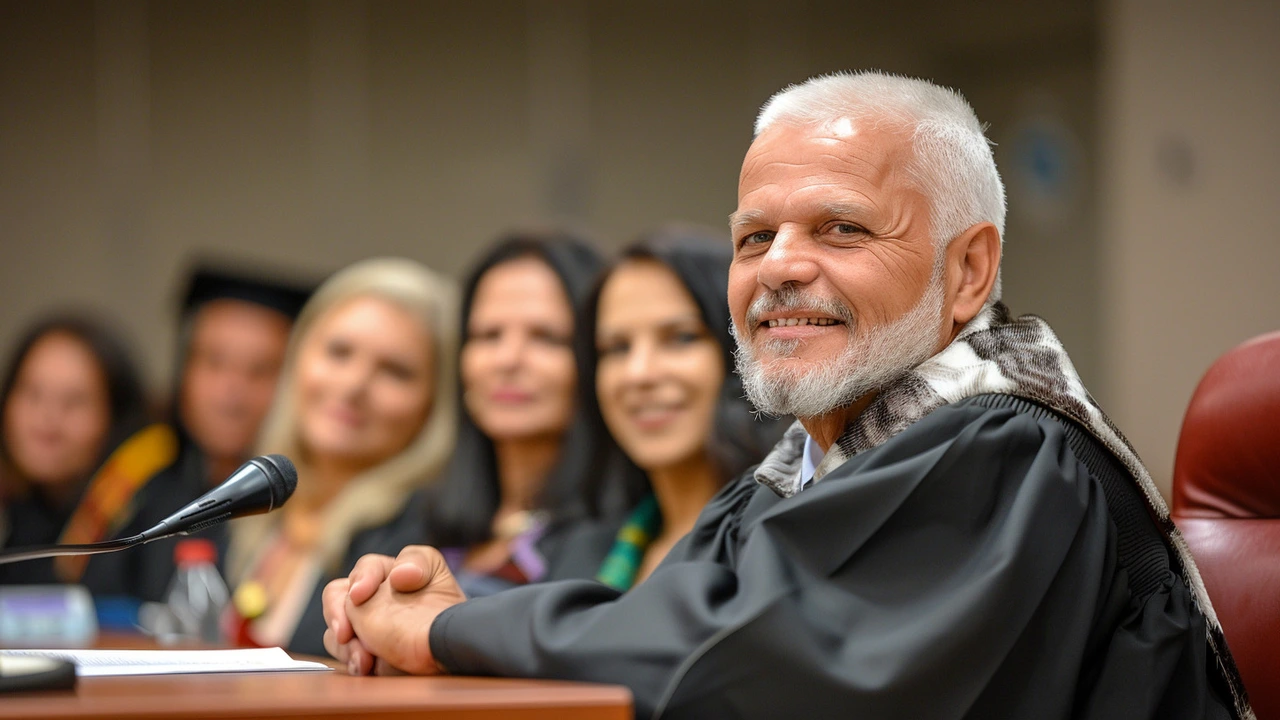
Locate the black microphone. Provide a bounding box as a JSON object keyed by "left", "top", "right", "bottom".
{"left": 138, "top": 454, "right": 297, "bottom": 542}
{"left": 0, "top": 454, "right": 298, "bottom": 565}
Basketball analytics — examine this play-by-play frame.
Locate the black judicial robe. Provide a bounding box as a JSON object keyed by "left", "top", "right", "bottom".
{"left": 427, "top": 396, "right": 1235, "bottom": 719}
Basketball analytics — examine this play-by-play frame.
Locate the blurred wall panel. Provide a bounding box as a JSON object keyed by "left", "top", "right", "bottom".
{"left": 0, "top": 2, "right": 113, "bottom": 358}
{"left": 586, "top": 0, "right": 758, "bottom": 244}
{"left": 365, "top": 0, "right": 537, "bottom": 276}
{"left": 148, "top": 0, "right": 312, "bottom": 269}
{"left": 1101, "top": 0, "right": 1280, "bottom": 497}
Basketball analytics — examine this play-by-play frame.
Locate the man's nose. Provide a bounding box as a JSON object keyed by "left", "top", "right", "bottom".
{"left": 756, "top": 226, "right": 820, "bottom": 290}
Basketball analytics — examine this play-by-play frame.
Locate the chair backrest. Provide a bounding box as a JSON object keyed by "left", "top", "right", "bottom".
{"left": 1172, "top": 330, "right": 1280, "bottom": 719}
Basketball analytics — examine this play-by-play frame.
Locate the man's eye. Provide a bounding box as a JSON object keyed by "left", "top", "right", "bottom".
{"left": 742, "top": 231, "right": 773, "bottom": 246}
{"left": 833, "top": 223, "right": 865, "bottom": 235}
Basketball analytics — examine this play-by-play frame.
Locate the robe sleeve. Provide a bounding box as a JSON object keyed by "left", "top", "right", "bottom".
{"left": 428, "top": 404, "right": 1127, "bottom": 719}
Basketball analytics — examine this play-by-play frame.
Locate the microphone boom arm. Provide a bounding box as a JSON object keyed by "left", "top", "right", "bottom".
{"left": 0, "top": 453, "right": 296, "bottom": 567}
{"left": 0, "top": 535, "right": 146, "bottom": 565}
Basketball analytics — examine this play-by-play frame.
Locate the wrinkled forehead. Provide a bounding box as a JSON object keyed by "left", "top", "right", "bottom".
{"left": 737, "top": 119, "right": 914, "bottom": 196}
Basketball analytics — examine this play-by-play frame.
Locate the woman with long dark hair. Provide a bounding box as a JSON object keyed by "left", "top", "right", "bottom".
{"left": 419, "top": 230, "right": 610, "bottom": 597}
{"left": 0, "top": 313, "right": 176, "bottom": 595}
{"left": 584, "top": 225, "right": 788, "bottom": 590}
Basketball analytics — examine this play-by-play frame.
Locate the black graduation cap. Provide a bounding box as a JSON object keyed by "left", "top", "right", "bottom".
{"left": 179, "top": 265, "right": 313, "bottom": 321}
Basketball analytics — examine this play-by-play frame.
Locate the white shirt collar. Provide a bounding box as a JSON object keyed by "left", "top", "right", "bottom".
{"left": 800, "top": 432, "right": 826, "bottom": 490}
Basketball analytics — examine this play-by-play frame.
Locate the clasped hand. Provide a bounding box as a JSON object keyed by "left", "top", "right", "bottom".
{"left": 321, "top": 545, "right": 467, "bottom": 675}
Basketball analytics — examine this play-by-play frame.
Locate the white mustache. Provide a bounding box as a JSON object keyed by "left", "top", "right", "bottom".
{"left": 744, "top": 288, "right": 855, "bottom": 334}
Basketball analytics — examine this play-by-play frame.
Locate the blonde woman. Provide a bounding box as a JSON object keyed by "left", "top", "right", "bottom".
{"left": 226, "top": 258, "right": 457, "bottom": 655}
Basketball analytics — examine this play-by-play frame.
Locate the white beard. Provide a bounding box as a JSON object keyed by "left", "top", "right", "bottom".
{"left": 732, "top": 270, "right": 946, "bottom": 419}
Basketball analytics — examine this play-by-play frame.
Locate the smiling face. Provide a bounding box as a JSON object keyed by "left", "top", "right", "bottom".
{"left": 461, "top": 256, "right": 578, "bottom": 444}
{"left": 180, "top": 299, "right": 292, "bottom": 465}
{"left": 2, "top": 331, "right": 111, "bottom": 487}
{"left": 728, "top": 120, "right": 948, "bottom": 420}
{"left": 595, "top": 259, "right": 726, "bottom": 473}
{"left": 294, "top": 295, "right": 435, "bottom": 471}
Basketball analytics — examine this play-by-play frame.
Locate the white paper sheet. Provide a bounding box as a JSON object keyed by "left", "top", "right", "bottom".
{"left": 0, "top": 647, "right": 331, "bottom": 677}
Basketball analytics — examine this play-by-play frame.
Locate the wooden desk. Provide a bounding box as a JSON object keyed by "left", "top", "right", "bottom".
{"left": 0, "top": 672, "right": 633, "bottom": 719}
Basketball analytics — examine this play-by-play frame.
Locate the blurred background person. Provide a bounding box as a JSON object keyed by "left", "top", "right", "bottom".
{"left": 419, "top": 231, "right": 613, "bottom": 598}
{"left": 225, "top": 257, "right": 456, "bottom": 655}
{"left": 586, "top": 227, "right": 789, "bottom": 591}
{"left": 168, "top": 266, "right": 312, "bottom": 494}
{"left": 121, "top": 266, "right": 313, "bottom": 604}
{"left": 0, "top": 314, "right": 176, "bottom": 596}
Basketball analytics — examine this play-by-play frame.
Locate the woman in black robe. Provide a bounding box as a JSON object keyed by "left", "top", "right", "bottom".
{"left": 0, "top": 313, "right": 175, "bottom": 600}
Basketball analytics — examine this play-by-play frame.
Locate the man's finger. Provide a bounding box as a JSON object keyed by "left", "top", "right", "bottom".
{"left": 385, "top": 545, "right": 446, "bottom": 593}
{"left": 373, "top": 657, "right": 409, "bottom": 676}
{"left": 322, "top": 578, "right": 354, "bottom": 643}
{"left": 387, "top": 562, "right": 428, "bottom": 593}
{"left": 323, "top": 628, "right": 349, "bottom": 667}
{"left": 347, "top": 553, "right": 394, "bottom": 606}
{"left": 347, "top": 640, "right": 375, "bottom": 676}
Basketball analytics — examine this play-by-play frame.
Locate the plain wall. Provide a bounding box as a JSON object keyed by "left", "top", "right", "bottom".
{"left": 1100, "top": 0, "right": 1280, "bottom": 497}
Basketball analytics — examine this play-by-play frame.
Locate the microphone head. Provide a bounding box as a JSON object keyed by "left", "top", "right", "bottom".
{"left": 252, "top": 454, "right": 298, "bottom": 507}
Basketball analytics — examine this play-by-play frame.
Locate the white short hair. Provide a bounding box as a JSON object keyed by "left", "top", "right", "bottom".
{"left": 756, "top": 71, "right": 1006, "bottom": 301}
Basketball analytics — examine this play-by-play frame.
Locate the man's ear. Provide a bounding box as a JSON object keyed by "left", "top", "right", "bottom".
{"left": 946, "top": 222, "right": 1001, "bottom": 325}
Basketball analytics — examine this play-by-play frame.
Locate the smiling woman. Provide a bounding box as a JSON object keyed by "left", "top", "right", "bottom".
{"left": 415, "top": 230, "right": 614, "bottom": 599}
{"left": 582, "top": 226, "right": 789, "bottom": 591}
{"left": 223, "top": 258, "right": 458, "bottom": 655}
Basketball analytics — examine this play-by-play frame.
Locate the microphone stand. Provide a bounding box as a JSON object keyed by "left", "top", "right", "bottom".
{"left": 0, "top": 453, "right": 296, "bottom": 566}
{"left": 0, "top": 534, "right": 147, "bottom": 565}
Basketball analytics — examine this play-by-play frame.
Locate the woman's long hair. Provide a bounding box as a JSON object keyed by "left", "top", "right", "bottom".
{"left": 0, "top": 313, "right": 151, "bottom": 497}
{"left": 227, "top": 258, "right": 459, "bottom": 577}
{"left": 423, "top": 230, "right": 608, "bottom": 548}
{"left": 581, "top": 225, "right": 790, "bottom": 514}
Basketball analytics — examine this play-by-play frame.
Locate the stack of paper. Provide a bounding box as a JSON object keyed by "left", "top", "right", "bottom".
{"left": 0, "top": 647, "right": 330, "bottom": 677}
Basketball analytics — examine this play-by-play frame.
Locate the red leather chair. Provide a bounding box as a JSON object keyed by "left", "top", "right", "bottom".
{"left": 1173, "top": 330, "right": 1280, "bottom": 719}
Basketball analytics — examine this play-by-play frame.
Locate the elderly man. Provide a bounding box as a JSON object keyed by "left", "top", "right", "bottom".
{"left": 321, "top": 72, "right": 1247, "bottom": 719}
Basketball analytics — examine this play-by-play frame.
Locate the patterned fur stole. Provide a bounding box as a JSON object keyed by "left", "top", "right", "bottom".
{"left": 761, "top": 301, "right": 1253, "bottom": 719}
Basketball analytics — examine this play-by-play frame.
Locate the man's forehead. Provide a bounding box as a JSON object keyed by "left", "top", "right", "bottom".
{"left": 735, "top": 120, "right": 912, "bottom": 207}
{"left": 742, "top": 120, "right": 906, "bottom": 170}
